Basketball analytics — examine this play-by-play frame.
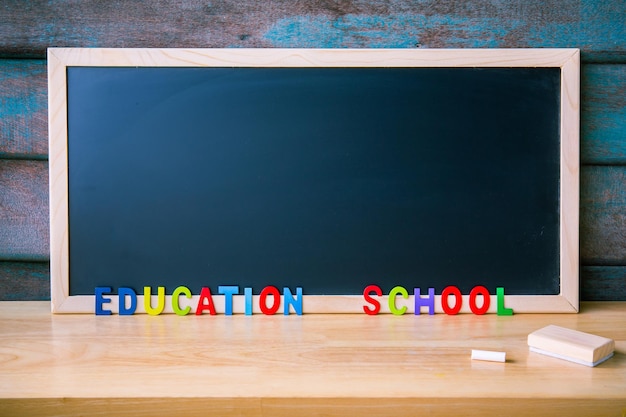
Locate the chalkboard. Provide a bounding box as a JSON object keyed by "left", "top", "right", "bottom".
{"left": 48, "top": 49, "right": 580, "bottom": 313}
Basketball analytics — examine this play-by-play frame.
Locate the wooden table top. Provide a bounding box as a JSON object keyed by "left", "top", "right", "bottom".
{"left": 1, "top": 301, "right": 625, "bottom": 417}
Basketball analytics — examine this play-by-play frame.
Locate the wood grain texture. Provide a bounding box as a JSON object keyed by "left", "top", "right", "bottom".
{"left": 580, "top": 166, "right": 626, "bottom": 265}
{"left": 1, "top": 301, "right": 625, "bottom": 416}
{"left": 0, "top": 160, "right": 49, "bottom": 261}
{"left": 0, "top": 262, "right": 49, "bottom": 301}
{"left": 528, "top": 324, "right": 615, "bottom": 365}
{"left": 2, "top": 398, "right": 625, "bottom": 417}
{"left": 0, "top": 1, "right": 625, "bottom": 62}
{"left": 581, "top": 266, "right": 626, "bottom": 301}
{"left": 582, "top": 64, "right": 626, "bottom": 164}
{"left": 559, "top": 49, "right": 580, "bottom": 310}
{"left": 0, "top": 60, "right": 47, "bottom": 159}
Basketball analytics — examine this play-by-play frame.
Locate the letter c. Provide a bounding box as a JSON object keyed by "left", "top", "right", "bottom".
{"left": 388, "top": 286, "right": 409, "bottom": 315}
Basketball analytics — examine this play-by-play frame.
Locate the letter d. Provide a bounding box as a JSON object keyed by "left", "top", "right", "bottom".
{"left": 118, "top": 287, "right": 137, "bottom": 315}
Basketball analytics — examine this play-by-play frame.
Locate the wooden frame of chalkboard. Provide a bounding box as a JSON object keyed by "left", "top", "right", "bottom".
{"left": 48, "top": 48, "right": 579, "bottom": 314}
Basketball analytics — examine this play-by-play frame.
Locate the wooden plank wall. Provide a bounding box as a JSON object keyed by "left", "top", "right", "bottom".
{"left": 0, "top": 1, "right": 624, "bottom": 301}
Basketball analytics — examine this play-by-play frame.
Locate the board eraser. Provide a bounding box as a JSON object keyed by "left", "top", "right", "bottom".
{"left": 527, "top": 325, "right": 615, "bottom": 367}
{"left": 471, "top": 349, "right": 506, "bottom": 363}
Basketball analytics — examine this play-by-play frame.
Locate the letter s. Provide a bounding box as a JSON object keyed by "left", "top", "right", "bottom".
{"left": 363, "top": 285, "right": 383, "bottom": 315}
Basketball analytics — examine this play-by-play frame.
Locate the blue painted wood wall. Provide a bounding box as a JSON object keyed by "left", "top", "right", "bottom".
{"left": 0, "top": 0, "right": 624, "bottom": 301}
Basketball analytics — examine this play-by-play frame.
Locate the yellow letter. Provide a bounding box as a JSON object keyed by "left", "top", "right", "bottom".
{"left": 144, "top": 286, "right": 165, "bottom": 315}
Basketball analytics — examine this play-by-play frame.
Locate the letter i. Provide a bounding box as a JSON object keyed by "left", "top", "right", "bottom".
{"left": 244, "top": 287, "right": 253, "bottom": 316}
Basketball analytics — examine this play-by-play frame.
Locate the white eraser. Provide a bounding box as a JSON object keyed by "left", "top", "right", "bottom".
{"left": 471, "top": 349, "right": 506, "bottom": 363}
{"left": 527, "top": 325, "right": 615, "bottom": 367}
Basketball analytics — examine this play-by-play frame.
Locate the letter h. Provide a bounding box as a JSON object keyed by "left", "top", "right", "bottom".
{"left": 414, "top": 287, "right": 435, "bottom": 315}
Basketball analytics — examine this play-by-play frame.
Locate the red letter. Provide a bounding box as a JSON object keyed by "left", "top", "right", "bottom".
{"left": 469, "top": 286, "right": 490, "bottom": 315}
{"left": 363, "top": 285, "right": 382, "bottom": 315}
{"left": 259, "top": 286, "right": 280, "bottom": 315}
{"left": 196, "top": 287, "right": 217, "bottom": 315}
{"left": 441, "top": 286, "right": 462, "bottom": 315}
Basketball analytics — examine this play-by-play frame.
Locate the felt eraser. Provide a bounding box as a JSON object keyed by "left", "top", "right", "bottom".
{"left": 471, "top": 349, "right": 506, "bottom": 363}
{"left": 528, "top": 325, "right": 615, "bottom": 367}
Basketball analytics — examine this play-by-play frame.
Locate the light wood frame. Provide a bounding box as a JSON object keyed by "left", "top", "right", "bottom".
{"left": 48, "top": 48, "right": 580, "bottom": 314}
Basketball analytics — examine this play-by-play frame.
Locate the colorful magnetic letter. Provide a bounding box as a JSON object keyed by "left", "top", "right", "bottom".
{"left": 259, "top": 286, "right": 281, "bottom": 315}
{"left": 118, "top": 287, "right": 137, "bottom": 315}
{"left": 144, "top": 286, "right": 166, "bottom": 315}
{"left": 414, "top": 287, "right": 435, "bottom": 315}
{"left": 388, "top": 286, "right": 409, "bottom": 315}
{"left": 441, "top": 285, "right": 462, "bottom": 315}
{"left": 95, "top": 287, "right": 112, "bottom": 315}
{"left": 196, "top": 287, "right": 217, "bottom": 315}
{"left": 244, "top": 287, "right": 253, "bottom": 316}
{"left": 363, "top": 284, "right": 382, "bottom": 315}
{"left": 469, "top": 285, "right": 490, "bottom": 315}
{"left": 496, "top": 287, "right": 514, "bottom": 316}
{"left": 218, "top": 286, "right": 239, "bottom": 316}
{"left": 172, "top": 286, "right": 192, "bottom": 316}
{"left": 283, "top": 287, "right": 303, "bottom": 315}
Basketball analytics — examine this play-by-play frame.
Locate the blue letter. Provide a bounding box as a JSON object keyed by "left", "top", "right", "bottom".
{"left": 244, "top": 287, "right": 253, "bottom": 315}
{"left": 414, "top": 287, "right": 435, "bottom": 315}
{"left": 118, "top": 287, "right": 137, "bottom": 315}
{"left": 95, "top": 287, "right": 112, "bottom": 315}
{"left": 283, "top": 287, "right": 303, "bottom": 315}
{"left": 218, "top": 286, "right": 239, "bottom": 315}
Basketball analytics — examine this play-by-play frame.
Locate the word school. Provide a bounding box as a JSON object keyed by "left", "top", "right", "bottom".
{"left": 95, "top": 285, "right": 513, "bottom": 316}
{"left": 364, "top": 285, "right": 513, "bottom": 316}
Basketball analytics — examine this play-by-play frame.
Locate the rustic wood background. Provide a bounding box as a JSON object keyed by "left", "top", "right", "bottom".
{"left": 0, "top": 0, "right": 624, "bottom": 301}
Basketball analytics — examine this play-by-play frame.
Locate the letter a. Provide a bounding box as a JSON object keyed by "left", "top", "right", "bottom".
{"left": 196, "top": 287, "right": 217, "bottom": 315}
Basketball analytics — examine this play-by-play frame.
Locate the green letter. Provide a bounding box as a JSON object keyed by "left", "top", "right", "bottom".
{"left": 388, "top": 286, "right": 409, "bottom": 315}
{"left": 172, "top": 286, "right": 192, "bottom": 316}
{"left": 496, "top": 287, "right": 514, "bottom": 316}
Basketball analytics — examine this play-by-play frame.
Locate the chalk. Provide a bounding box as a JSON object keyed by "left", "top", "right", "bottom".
{"left": 527, "top": 325, "right": 614, "bottom": 367}
{"left": 471, "top": 349, "right": 506, "bottom": 363}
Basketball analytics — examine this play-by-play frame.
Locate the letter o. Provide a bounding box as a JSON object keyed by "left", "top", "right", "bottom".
{"left": 469, "top": 286, "right": 490, "bottom": 315}
{"left": 259, "top": 286, "right": 281, "bottom": 315}
{"left": 441, "top": 286, "right": 462, "bottom": 315}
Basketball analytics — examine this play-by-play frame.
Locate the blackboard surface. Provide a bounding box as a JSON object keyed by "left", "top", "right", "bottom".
{"left": 66, "top": 65, "right": 561, "bottom": 296}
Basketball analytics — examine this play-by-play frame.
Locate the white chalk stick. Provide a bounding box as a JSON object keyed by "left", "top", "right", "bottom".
{"left": 527, "top": 325, "right": 614, "bottom": 367}
{"left": 471, "top": 349, "right": 506, "bottom": 363}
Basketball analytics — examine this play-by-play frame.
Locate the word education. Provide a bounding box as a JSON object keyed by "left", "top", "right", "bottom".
{"left": 95, "top": 286, "right": 303, "bottom": 316}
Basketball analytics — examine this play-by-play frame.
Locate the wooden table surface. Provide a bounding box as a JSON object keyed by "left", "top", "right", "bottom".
{"left": 1, "top": 301, "right": 625, "bottom": 417}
